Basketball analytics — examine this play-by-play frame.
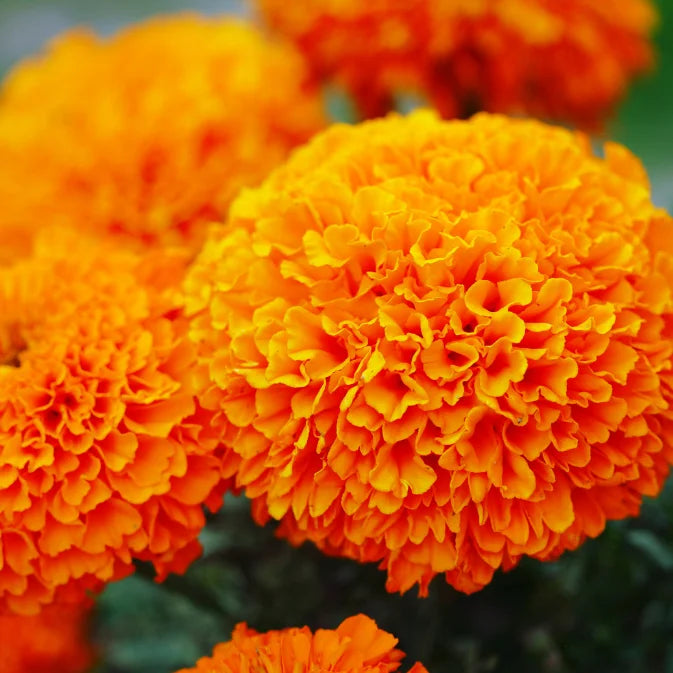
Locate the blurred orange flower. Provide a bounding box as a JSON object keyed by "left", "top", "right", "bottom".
{"left": 0, "top": 15, "right": 325, "bottom": 262}
{"left": 177, "top": 614, "right": 428, "bottom": 673}
{"left": 0, "top": 604, "right": 94, "bottom": 673}
{"left": 186, "top": 110, "right": 673, "bottom": 595}
{"left": 254, "top": 0, "right": 655, "bottom": 127}
{"left": 0, "top": 230, "right": 226, "bottom": 614}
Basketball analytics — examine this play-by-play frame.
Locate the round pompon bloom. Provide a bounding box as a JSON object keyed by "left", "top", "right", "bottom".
{"left": 254, "top": 0, "right": 655, "bottom": 128}
{"left": 186, "top": 110, "right": 673, "bottom": 596}
{"left": 0, "top": 230, "right": 226, "bottom": 614}
{"left": 0, "top": 15, "right": 325, "bottom": 260}
{"left": 176, "top": 614, "right": 429, "bottom": 673}
{"left": 0, "top": 604, "right": 94, "bottom": 673}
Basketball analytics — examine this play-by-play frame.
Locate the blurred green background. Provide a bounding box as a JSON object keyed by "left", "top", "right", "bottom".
{"left": 1, "top": 1, "right": 672, "bottom": 672}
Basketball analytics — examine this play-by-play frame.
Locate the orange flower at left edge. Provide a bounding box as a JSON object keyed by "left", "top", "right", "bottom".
{"left": 0, "top": 14, "right": 326, "bottom": 263}
{"left": 0, "top": 229, "right": 228, "bottom": 615}
{"left": 0, "top": 604, "right": 95, "bottom": 673}
{"left": 177, "top": 614, "right": 429, "bottom": 673}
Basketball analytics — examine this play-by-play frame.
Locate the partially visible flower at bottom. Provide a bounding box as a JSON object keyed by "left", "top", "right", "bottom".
{"left": 176, "top": 614, "right": 429, "bottom": 673}
{"left": 0, "top": 603, "right": 95, "bottom": 673}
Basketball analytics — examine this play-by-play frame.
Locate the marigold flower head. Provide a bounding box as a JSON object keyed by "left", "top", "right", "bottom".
{"left": 186, "top": 110, "right": 673, "bottom": 595}
{"left": 0, "top": 229, "right": 226, "bottom": 614}
{"left": 177, "top": 614, "right": 428, "bottom": 673}
{"left": 0, "top": 15, "right": 325, "bottom": 261}
{"left": 0, "top": 603, "right": 94, "bottom": 673}
{"left": 254, "top": 0, "right": 655, "bottom": 128}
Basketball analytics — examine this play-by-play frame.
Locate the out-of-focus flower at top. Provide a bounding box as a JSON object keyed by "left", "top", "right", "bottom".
{"left": 254, "top": 0, "right": 655, "bottom": 128}
{"left": 176, "top": 614, "right": 429, "bottom": 673}
{"left": 0, "top": 229, "right": 226, "bottom": 614}
{"left": 186, "top": 110, "right": 673, "bottom": 596}
{"left": 0, "top": 14, "right": 326, "bottom": 262}
{"left": 0, "top": 603, "right": 95, "bottom": 673}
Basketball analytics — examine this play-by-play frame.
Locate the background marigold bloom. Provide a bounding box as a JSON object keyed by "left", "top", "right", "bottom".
{"left": 176, "top": 614, "right": 428, "bottom": 673}
{"left": 186, "top": 110, "right": 673, "bottom": 596}
{"left": 0, "top": 603, "right": 94, "bottom": 673}
{"left": 0, "top": 15, "right": 325, "bottom": 261}
{"left": 254, "top": 0, "right": 655, "bottom": 128}
{"left": 0, "top": 230, "right": 226, "bottom": 614}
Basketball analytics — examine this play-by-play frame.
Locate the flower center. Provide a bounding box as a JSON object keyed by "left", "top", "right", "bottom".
{"left": 0, "top": 325, "right": 25, "bottom": 368}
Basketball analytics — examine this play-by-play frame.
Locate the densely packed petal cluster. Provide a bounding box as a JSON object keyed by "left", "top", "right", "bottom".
{"left": 186, "top": 110, "right": 673, "bottom": 595}
{"left": 0, "top": 15, "right": 325, "bottom": 261}
{"left": 254, "top": 0, "right": 655, "bottom": 127}
{"left": 0, "top": 230, "right": 225, "bottom": 614}
{"left": 177, "top": 614, "right": 428, "bottom": 673}
{"left": 0, "top": 603, "right": 94, "bottom": 673}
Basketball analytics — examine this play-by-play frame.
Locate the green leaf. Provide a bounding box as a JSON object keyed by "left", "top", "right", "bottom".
{"left": 626, "top": 529, "right": 673, "bottom": 570}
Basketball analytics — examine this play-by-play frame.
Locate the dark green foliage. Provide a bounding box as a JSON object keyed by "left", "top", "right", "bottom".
{"left": 92, "top": 481, "right": 673, "bottom": 673}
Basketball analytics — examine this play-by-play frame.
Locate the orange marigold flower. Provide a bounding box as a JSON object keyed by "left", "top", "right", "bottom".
{"left": 0, "top": 603, "right": 95, "bottom": 673}
{"left": 176, "top": 614, "right": 428, "bottom": 673}
{"left": 0, "top": 15, "right": 325, "bottom": 261}
{"left": 0, "top": 230, "right": 226, "bottom": 614}
{"left": 186, "top": 110, "right": 673, "bottom": 596}
{"left": 254, "top": 0, "right": 655, "bottom": 128}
